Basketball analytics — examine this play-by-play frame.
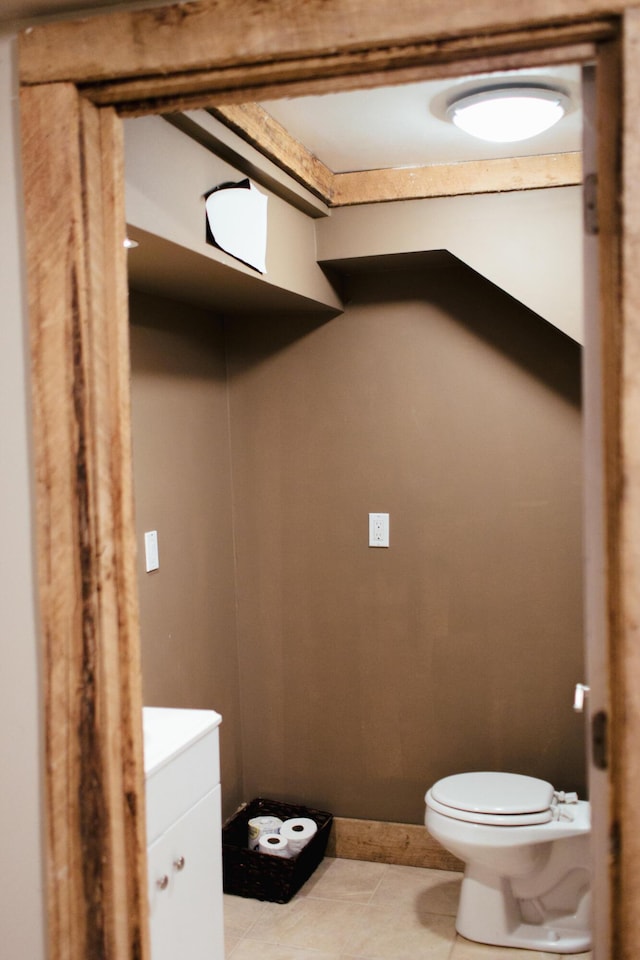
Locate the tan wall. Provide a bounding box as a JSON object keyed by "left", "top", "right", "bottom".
{"left": 129, "top": 248, "right": 584, "bottom": 829}
{"left": 227, "top": 256, "right": 585, "bottom": 824}
{"left": 129, "top": 290, "right": 243, "bottom": 818}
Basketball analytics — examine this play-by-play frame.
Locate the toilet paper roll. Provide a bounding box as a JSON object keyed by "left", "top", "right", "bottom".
{"left": 258, "top": 833, "right": 291, "bottom": 858}
{"left": 248, "top": 815, "right": 283, "bottom": 851}
{"left": 280, "top": 818, "right": 318, "bottom": 855}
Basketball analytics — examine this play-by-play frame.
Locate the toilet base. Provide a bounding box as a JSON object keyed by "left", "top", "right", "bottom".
{"left": 457, "top": 864, "right": 591, "bottom": 955}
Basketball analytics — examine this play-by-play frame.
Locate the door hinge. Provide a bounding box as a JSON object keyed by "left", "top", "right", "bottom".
{"left": 584, "top": 172, "right": 599, "bottom": 236}
{"left": 592, "top": 709, "right": 608, "bottom": 770}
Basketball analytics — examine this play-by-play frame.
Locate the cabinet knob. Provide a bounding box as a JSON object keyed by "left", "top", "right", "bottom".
{"left": 156, "top": 874, "right": 169, "bottom": 890}
{"left": 173, "top": 855, "right": 186, "bottom": 871}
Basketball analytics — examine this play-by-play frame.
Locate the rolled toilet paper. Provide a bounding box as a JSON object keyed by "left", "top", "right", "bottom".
{"left": 280, "top": 817, "right": 317, "bottom": 855}
{"left": 248, "top": 815, "right": 283, "bottom": 851}
{"left": 258, "top": 833, "right": 291, "bottom": 858}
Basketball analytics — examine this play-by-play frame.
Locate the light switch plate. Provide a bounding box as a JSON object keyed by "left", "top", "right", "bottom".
{"left": 144, "top": 530, "right": 159, "bottom": 572}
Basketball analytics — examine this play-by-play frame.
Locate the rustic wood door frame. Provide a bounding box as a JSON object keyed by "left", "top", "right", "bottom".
{"left": 17, "top": 3, "right": 640, "bottom": 958}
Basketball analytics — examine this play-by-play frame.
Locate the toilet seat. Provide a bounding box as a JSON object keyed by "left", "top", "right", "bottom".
{"left": 427, "top": 772, "right": 556, "bottom": 826}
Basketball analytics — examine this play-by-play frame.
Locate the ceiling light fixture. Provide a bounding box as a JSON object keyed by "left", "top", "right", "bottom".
{"left": 447, "top": 85, "right": 570, "bottom": 143}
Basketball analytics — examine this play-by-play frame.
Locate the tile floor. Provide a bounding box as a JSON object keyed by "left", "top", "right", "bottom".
{"left": 223, "top": 857, "right": 592, "bottom": 960}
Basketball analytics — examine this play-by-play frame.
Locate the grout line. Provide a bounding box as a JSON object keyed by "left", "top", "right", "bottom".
{"left": 366, "top": 860, "right": 388, "bottom": 903}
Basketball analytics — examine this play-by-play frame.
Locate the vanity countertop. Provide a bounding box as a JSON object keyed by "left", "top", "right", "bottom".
{"left": 142, "top": 706, "right": 222, "bottom": 778}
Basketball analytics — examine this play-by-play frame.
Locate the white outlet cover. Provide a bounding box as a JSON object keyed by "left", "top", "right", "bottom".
{"left": 369, "top": 512, "right": 390, "bottom": 548}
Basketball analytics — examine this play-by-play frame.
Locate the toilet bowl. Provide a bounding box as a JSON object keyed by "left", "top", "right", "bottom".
{"left": 425, "top": 772, "right": 591, "bottom": 954}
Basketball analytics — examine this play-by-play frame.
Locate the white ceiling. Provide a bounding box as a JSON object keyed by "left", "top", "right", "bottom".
{"left": 261, "top": 65, "right": 582, "bottom": 172}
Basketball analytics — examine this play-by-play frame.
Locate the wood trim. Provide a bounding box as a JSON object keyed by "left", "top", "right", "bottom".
{"left": 82, "top": 41, "right": 598, "bottom": 117}
{"left": 17, "top": 4, "right": 616, "bottom": 90}
{"left": 325, "top": 817, "right": 463, "bottom": 872}
{"left": 581, "top": 59, "right": 612, "bottom": 957}
{"left": 332, "top": 152, "right": 583, "bottom": 205}
{"left": 20, "top": 83, "right": 149, "bottom": 960}
{"left": 617, "top": 11, "right": 640, "bottom": 959}
{"left": 211, "top": 103, "right": 334, "bottom": 203}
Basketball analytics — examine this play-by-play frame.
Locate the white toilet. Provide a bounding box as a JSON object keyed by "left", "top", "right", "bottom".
{"left": 424, "top": 771, "right": 591, "bottom": 954}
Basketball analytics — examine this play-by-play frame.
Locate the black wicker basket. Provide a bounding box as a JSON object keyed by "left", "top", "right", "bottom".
{"left": 222, "top": 797, "right": 333, "bottom": 903}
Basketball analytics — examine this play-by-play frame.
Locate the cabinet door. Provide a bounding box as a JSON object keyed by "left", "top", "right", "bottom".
{"left": 147, "top": 785, "right": 224, "bottom": 960}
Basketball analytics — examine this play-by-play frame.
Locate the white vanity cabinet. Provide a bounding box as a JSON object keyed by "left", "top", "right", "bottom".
{"left": 143, "top": 707, "right": 224, "bottom": 960}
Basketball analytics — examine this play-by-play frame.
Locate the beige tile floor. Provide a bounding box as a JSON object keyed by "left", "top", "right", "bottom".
{"left": 223, "top": 857, "right": 592, "bottom": 960}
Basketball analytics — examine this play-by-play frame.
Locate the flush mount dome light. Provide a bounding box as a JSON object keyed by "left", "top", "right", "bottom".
{"left": 447, "top": 85, "right": 570, "bottom": 143}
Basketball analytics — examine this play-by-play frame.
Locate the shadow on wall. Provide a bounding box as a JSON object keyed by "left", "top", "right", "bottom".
{"left": 129, "top": 287, "right": 229, "bottom": 382}
{"left": 325, "top": 251, "right": 581, "bottom": 409}
{"left": 222, "top": 310, "right": 335, "bottom": 379}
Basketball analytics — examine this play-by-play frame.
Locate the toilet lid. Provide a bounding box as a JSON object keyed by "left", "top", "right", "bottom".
{"left": 428, "top": 772, "right": 555, "bottom": 826}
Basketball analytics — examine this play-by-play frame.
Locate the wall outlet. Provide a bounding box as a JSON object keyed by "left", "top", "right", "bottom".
{"left": 369, "top": 512, "right": 389, "bottom": 548}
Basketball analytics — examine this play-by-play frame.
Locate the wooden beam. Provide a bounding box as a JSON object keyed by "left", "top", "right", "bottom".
{"left": 331, "top": 152, "right": 583, "bottom": 205}
{"left": 210, "top": 103, "right": 334, "bottom": 203}
{"left": 18, "top": 2, "right": 614, "bottom": 91}
{"left": 204, "top": 106, "right": 582, "bottom": 206}
{"left": 82, "top": 41, "right": 597, "bottom": 117}
{"left": 20, "top": 82, "right": 149, "bottom": 960}
{"left": 190, "top": 101, "right": 583, "bottom": 204}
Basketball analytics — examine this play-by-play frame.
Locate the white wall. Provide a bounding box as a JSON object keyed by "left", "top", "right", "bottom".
{"left": 0, "top": 30, "right": 46, "bottom": 960}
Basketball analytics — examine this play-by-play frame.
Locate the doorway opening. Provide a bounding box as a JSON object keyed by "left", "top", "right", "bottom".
{"left": 125, "top": 61, "right": 598, "bottom": 955}
{"left": 18, "top": 10, "right": 628, "bottom": 960}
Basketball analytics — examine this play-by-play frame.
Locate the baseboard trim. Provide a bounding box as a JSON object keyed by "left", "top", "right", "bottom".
{"left": 325, "top": 816, "right": 463, "bottom": 872}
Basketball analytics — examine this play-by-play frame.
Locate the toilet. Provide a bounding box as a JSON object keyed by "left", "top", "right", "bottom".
{"left": 424, "top": 771, "right": 591, "bottom": 954}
